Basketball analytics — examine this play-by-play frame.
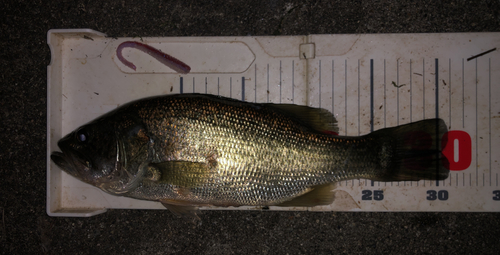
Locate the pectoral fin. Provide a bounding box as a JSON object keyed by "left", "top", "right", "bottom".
{"left": 277, "top": 183, "right": 335, "bottom": 207}
{"left": 150, "top": 161, "right": 212, "bottom": 188}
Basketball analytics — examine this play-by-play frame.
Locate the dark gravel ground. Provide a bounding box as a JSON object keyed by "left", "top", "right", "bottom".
{"left": 1, "top": 0, "right": 500, "bottom": 254}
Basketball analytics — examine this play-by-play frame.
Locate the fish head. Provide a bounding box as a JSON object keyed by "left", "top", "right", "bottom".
{"left": 51, "top": 121, "right": 127, "bottom": 189}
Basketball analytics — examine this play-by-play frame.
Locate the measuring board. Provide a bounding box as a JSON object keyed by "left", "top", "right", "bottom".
{"left": 47, "top": 29, "right": 500, "bottom": 216}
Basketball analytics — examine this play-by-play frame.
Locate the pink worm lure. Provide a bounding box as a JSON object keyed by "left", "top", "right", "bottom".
{"left": 116, "top": 41, "right": 191, "bottom": 74}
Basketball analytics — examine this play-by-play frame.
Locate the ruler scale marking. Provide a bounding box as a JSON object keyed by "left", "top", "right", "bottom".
{"left": 370, "top": 59, "right": 374, "bottom": 133}
{"left": 319, "top": 60, "right": 322, "bottom": 108}
{"left": 332, "top": 60, "right": 334, "bottom": 116}
{"left": 280, "top": 61, "right": 282, "bottom": 103}
{"left": 463, "top": 59, "right": 465, "bottom": 128}
{"left": 489, "top": 58, "right": 491, "bottom": 186}
{"left": 267, "top": 64, "right": 269, "bottom": 103}
{"left": 397, "top": 59, "right": 399, "bottom": 125}
{"left": 180, "top": 77, "right": 184, "bottom": 94}
{"left": 370, "top": 58, "right": 374, "bottom": 187}
{"left": 384, "top": 59, "right": 386, "bottom": 128}
{"left": 449, "top": 59, "right": 452, "bottom": 128}
{"left": 410, "top": 59, "right": 413, "bottom": 122}
{"left": 292, "top": 61, "right": 294, "bottom": 103}
{"left": 345, "top": 59, "right": 347, "bottom": 135}
{"left": 254, "top": 64, "right": 257, "bottom": 102}
{"left": 358, "top": 59, "right": 360, "bottom": 136}
{"left": 241, "top": 76, "right": 245, "bottom": 101}
{"left": 435, "top": 58, "right": 440, "bottom": 186}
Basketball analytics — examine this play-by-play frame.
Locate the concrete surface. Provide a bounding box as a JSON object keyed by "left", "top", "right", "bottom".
{"left": 1, "top": 0, "right": 499, "bottom": 254}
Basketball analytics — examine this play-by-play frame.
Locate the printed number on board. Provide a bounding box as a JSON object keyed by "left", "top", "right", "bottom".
{"left": 362, "top": 190, "right": 384, "bottom": 201}
{"left": 426, "top": 190, "right": 449, "bottom": 201}
{"left": 441, "top": 131, "right": 472, "bottom": 171}
{"left": 493, "top": 191, "right": 500, "bottom": 201}
{"left": 401, "top": 129, "right": 472, "bottom": 172}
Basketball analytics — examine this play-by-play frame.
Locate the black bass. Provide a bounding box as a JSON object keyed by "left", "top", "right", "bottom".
{"left": 51, "top": 93, "right": 449, "bottom": 216}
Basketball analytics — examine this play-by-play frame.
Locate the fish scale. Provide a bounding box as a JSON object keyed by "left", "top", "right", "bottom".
{"left": 128, "top": 97, "right": 316, "bottom": 204}
{"left": 52, "top": 93, "right": 447, "bottom": 213}
{"left": 101, "top": 94, "right": 445, "bottom": 206}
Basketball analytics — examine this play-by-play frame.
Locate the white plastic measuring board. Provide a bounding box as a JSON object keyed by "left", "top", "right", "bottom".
{"left": 47, "top": 29, "right": 500, "bottom": 217}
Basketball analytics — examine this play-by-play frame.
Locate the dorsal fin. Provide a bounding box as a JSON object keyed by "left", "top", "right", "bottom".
{"left": 265, "top": 104, "right": 339, "bottom": 134}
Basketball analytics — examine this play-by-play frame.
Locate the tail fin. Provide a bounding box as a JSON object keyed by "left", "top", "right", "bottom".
{"left": 369, "top": 119, "right": 450, "bottom": 181}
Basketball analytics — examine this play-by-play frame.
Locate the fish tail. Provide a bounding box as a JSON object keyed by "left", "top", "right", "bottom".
{"left": 369, "top": 119, "right": 450, "bottom": 181}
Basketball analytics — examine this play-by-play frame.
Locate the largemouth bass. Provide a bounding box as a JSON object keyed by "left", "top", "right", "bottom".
{"left": 51, "top": 93, "right": 449, "bottom": 216}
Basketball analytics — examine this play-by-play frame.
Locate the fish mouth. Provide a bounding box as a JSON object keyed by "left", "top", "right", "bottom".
{"left": 51, "top": 151, "right": 80, "bottom": 178}
{"left": 51, "top": 145, "right": 91, "bottom": 181}
{"left": 51, "top": 151, "right": 68, "bottom": 169}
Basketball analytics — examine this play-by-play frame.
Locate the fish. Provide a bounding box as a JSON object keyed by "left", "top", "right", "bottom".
{"left": 51, "top": 93, "right": 449, "bottom": 217}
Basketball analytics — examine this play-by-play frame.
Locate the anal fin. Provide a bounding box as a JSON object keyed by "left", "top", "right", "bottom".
{"left": 277, "top": 183, "right": 335, "bottom": 207}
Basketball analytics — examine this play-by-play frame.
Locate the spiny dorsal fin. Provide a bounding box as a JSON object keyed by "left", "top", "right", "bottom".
{"left": 277, "top": 183, "right": 335, "bottom": 207}
{"left": 265, "top": 104, "right": 339, "bottom": 134}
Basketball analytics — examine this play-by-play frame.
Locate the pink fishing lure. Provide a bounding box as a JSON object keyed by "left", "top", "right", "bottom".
{"left": 116, "top": 41, "right": 191, "bottom": 74}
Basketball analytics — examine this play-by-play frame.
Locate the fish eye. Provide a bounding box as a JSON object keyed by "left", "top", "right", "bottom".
{"left": 76, "top": 128, "right": 89, "bottom": 143}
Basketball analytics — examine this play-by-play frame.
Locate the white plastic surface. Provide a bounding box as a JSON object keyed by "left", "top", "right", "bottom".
{"left": 47, "top": 29, "right": 500, "bottom": 216}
